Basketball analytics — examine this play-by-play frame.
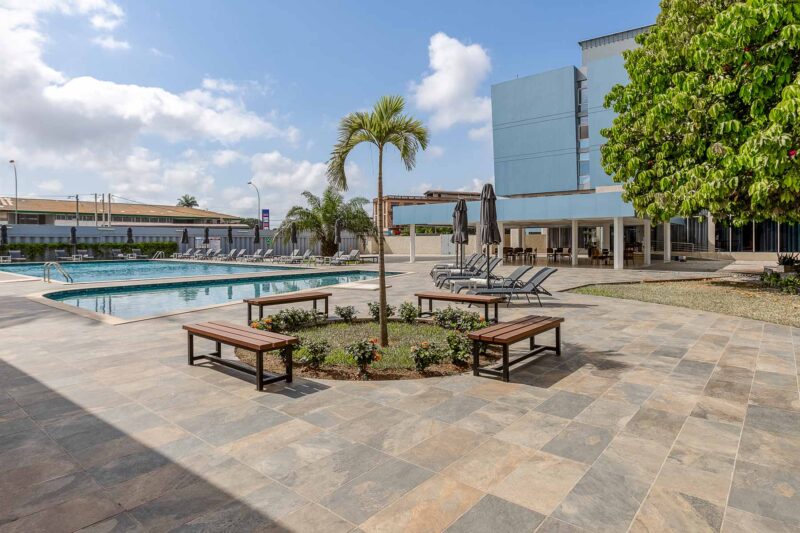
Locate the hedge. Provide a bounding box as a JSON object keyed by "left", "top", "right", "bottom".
{"left": 0, "top": 241, "right": 179, "bottom": 261}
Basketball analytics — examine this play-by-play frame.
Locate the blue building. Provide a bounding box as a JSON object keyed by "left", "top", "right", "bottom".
{"left": 394, "top": 26, "right": 799, "bottom": 267}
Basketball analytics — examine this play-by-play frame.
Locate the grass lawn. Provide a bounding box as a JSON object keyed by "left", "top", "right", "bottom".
{"left": 572, "top": 278, "right": 800, "bottom": 328}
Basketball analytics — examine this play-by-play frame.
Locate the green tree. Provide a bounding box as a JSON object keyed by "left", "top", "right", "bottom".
{"left": 327, "top": 95, "right": 429, "bottom": 346}
{"left": 177, "top": 194, "right": 199, "bottom": 208}
{"left": 601, "top": 0, "right": 800, "bottom": 226}
{"left": 276, "top": 186, "right": 376, "bottom": 257}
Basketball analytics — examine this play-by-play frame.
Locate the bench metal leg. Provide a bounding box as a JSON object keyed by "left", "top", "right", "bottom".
{"left": 472, "top": 340, "right": 480, "bottom": 376}
{"left": 313, "top": 299, "right": 317, "bottom": 314}
{"left": 502, "top": 345, "right": 510, "bottom": 382}
{"left": 247, "top": 303, "right": 252, "bottom": 324}
{"left": 494, "top": 303, "right": 498, "bottom": 323}
{"left": 187, "top": 333, "right": 194, "bottom": 365}
{"left": 214, "top": 341, "right": 221, "bottom": 356}
{"left": 484, "top": 303, "right": 489, "bottom": 323}
{"left": 324, "top": 297, "right": 329, "bottom": 317}
{"left": 283, "top": 345, "right": 293, "bottom": 383}
{"left": 417, "top": 296, "right": 423, "bottom": 317}
{"left": 556, "top": 326, "right": 561, "bottom": 356}
{"left": 256, "top": 350, "right": 264, "bottom": 391}
{"left": 530, "top": 336, "right": 535, "bottom": 350}
{"left": 259, "top": 306, "right": 264, "bottom": 320}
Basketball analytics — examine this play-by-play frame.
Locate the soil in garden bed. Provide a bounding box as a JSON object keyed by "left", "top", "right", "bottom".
{"left": 235, "top": 320, "right": 502, "bottom": 380}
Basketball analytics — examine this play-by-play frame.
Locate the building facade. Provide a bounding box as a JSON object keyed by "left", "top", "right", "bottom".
{"left": 393, "top": 26, "right": 800, "bottom": 266}
{"left": 373, "top": 190, "right": 480, "bottom": 233}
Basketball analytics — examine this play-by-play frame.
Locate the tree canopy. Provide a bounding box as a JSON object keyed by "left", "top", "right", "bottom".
{"left": 177, "top": 194, "right": 199, "bottom": 208}
{"left": 601, "top": 0, "right": 800, "bottom": 225}
{"left": 277, "top": 186, "right": 375, "bottom": 257}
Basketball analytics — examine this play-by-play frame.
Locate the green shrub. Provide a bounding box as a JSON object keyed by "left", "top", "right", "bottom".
{"left": 334, "top": 305, "right": 357, "bottom": 323}
{"left": 761, "top": 272, "right": 800, "bottom": 294}
{"left": 432, "top": 306, "right": 488, "bottom": 332}
{"left": 446, "top": 331, "right": 472, "bottom": 365}
{"left": 398, "top": 301, "right": 418, "bottom": 324}
{"left": 0, "top": 241, "right": 178, "bottom": 261}
{"left": 367, "top": 301, "right": 396, "bottom": 321}
{"left": 299, "top": 338, "right": 330, "bottom": 369}
{"left": 251, "top": 307, "right": 321, "bottom": 333}
{"left": 345, "top": 337, "right": 381, "bottom": 378}
{"left": 409, "top": 341, "right": 443, "bottom": 372}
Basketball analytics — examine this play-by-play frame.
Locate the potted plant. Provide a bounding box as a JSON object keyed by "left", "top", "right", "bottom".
{"left": 775, "top": 252, "right": 800, "bottom": 273}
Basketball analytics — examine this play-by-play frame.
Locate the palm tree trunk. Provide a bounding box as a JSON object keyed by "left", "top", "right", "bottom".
{"left": 376, "top": 146, "right": 389, "bottom": 347}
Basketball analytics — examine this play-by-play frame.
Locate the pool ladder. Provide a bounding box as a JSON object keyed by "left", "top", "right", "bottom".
{"left": 43, "top": 262, "right": 74, "bottom": 283}
{"left": 152, "top": 251, "right": 165, "bottom": 259}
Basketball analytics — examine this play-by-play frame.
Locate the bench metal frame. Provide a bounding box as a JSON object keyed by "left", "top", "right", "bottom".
{"left": 246, "top": 294, "right": 329, "bottom": 323}
{"left": 417, "top": 295, "right": 499, "bottom": 324}
{"left": 472, "top": 325, "right": 561, "bottom": 382}
{"left": 187, "top": 331, "right": 293, "bottom": 390}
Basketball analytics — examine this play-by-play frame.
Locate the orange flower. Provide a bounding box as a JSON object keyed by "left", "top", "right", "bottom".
{"left": 374, "top": 354, "right": 381, "bottom": 361}
{"left": 369, "top": 337, "right": 379, "bottom": 345}
{"left": 250, "top": 321, "right": 258, "bottom": 328}
{"left": 411, "top": 346, "right": 418, "bottom": 353}
{"left": 420, "top": 341, "right": 430, "bottom": 349}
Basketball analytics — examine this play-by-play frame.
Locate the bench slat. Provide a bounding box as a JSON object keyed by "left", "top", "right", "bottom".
{"left": 468, "top": 316, "right": 563, "bottom": 344}
{"left": 415, "top": 291, "right": 505, "bottom": 304}
{"left": 183, "top": 321, "right": 297, "bottom": 351}
{"left": 244, "top": 291, "right": 331, "bottom": 306}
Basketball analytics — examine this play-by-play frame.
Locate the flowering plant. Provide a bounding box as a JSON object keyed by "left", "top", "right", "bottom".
{"left": 410, "top": 341, "right": 443, "bottom": 372}
{"left": 367, "top": 301, "right": 396, "bottom": 321}
{"left": 446, "top": 331, "right": 471, "bottom": 366}
{"left": 345, "top": 337, "right": 382, "bottom": 378}
{"left": 299, "top": 338, "right": 330, "bottom": 369}
{"left": 250, "top": 308, "right": 320, "bottom": 333}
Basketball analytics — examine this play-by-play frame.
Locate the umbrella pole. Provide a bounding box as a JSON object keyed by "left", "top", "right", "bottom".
{"left": 486, "top": 244, "right": 491, "bottom": 289}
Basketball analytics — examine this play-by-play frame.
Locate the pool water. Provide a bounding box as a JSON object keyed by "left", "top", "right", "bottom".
{"left": 0, "top": 260, "right": 292, "bottom": 282}
{"left": 46, "top": 270, "right": 390, "bottom": 319}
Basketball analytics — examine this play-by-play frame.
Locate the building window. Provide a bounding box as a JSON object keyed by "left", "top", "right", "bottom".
{"left": 577, "top": 116, "right": 589, "bottom": 140}
{"left": 577, "top": 80, "right": 588, "bottom": 113}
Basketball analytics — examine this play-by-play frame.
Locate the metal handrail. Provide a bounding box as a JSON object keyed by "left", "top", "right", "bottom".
{"left": 43, "top": 262, "right": 73, "bottom": 283}
{"left": 152, "top": 251, "right": 164, "bottom": 259}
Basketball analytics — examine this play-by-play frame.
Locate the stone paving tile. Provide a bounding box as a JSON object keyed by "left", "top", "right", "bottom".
{"left": 442, "top": 437, "right": 531, "bottom": 492}
{"left": 452, "top": 402, "right": 527, "bottom": 435}
{"left": 630, "top": 486, "right": 724, "bottom": 532}
{"left": 423, "top": 394, "right": 489, "bottom": 423}
{"left": 729, "top": 459, "right": 800, "bottom": 526}
{"left": 267, "top": 502, "right": 354, "bottom": 533}
{"left": 534, "top": 391, "right": 594, "bottom": 419}
{"left": 360, "top": 475, "right": 482, "bottom": 533}
{"left": 444, "top": 494, "right": 544, "bottom": 533}
{"left": 535, "top": 516, "right": 589, "bottom": 532}
{"left": 602, "top": 381, "right": 654, "bottom": 405}
{"left": 175, "top": 402, "right": 290, "bottom": 446}
{"left": 399, "top": 426, "right": 487, "bottom": 472}
{"left": 622, "top": 407, "right": 686, "bottom": 445}
{"left": 541, "top": 421, "right": 614, "bottom": 464}
{"left": 320, "top": 458, "right": 433, "bottom": 524}
{"left": 76, "top": 512, "right": 143, "bottom": 532}
{"left": 721, "top": 506, "right": 800, "bottom": 533}
{"left": 0, "top": 490, "right": 123, "bottom": 533}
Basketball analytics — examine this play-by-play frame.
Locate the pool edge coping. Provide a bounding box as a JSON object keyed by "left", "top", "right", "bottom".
{"left": 26, "top": 270, "right": 415, "bottom": 325}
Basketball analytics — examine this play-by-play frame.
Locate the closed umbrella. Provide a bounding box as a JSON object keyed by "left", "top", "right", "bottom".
{"left": 181, "top": 228, "right": 189, "bottom": 245}
{"left": 479, "top": 184, "right": 501, "bottom": 288}
{"left": 334, "top": 218, "right": 342, "bottom": 250}
{"left": 1, "top": 224, "right": 7, "bottom": 246}
{"left": 290, "top": 223, "right": 298, "bottom": 247}
{"left": 202, "top": 227, "right": 209, "bottom": 245}
{"left": 70, "top": 226, "right": 78, "bottom": 255}
{"left": 253, "top": 224, "right": 260, "bottom": 244}
{"left": 227, "top": 225, "right": 233, "bottom": 252}
{"left": 453, "top": 199, "right": 470, "bottom": 274}
{"left": 126, "top": 227, "right": 134, "bottom": 244}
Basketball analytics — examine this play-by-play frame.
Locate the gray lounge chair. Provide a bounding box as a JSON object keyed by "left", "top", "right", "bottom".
{"left": 435, "top": 257, "right": 502, "bottom": 289}
{"left": 288, "top": 250, "right": 312, "bottom": 264}
{"left": 468, "top": 267, "right": 558, "bottom": 306}
{"left": 9, "top": 250, "right": 27, "bottom": 262}
{"left": 76, "top": 249, "right": 94, "bottom": 260}
{"left": 434, "top": 256, "right": 489, "bottom": 285}
{"left": 452, "top": 264, "right": 533, "bottom": 293}
{"left": 131, "top": 249, "right": 147, "bottom": 259}
{"left": 331, "top": 249, "right": 359, "bottom": 265}
{"left": 218, "top": 249, "right": 237, "bottom": 261}
{"left": 430, "top": 253, "right": 479, "bottom": 277}
{"left": 177, "top": 248, "right": 195, "bottom": 259}
{"left": 54, "top": 249, "right": 68, "bottom": 261}
{"left": 243, "top": 249, "right": 263, "bottom": 261}
{"left": 277, "top": 249, "right": 300, "bottom": 263}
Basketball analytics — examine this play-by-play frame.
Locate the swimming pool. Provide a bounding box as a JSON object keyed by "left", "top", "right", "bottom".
{"left": 44, "top": 270, "right": 392, "bottom": 320}
{"left": 0, "top": 260, "right": 293, "bottom": 283}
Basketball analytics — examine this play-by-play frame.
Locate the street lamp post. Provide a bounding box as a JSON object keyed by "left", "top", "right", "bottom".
{"left": 247, "top": 181, "right": 261, "bottom": 228}
{"left": 8, "top": 160, "right": 18, "bottom": 224}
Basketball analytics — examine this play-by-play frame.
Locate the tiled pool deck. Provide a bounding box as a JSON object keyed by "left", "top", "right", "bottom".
{"left": 1, "top": 261, "right": 798, "bottom": 532}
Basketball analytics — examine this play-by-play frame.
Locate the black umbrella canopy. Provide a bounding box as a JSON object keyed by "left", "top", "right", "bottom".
{"left": 1, "top": 224, "right": 7, "bottom": 246}
{"left": 334, "top": 219, "right": 342, "bottom": 246}
{"left": 202, "top": 227, "right": 209, "bottom": 245}
{"left": 126, "top": 227, "right": 133, "bottom": 244}
{"left": 479, "top": 184, "right": 501, "bottom": 288}
{"left": 181, "top": 228, "right": 189, "bottom": 244}
{"left": 70, "top": 226, "right": 78, "bottom": 245}
{"left": 253, "top": 225, "right": 260, "bottom": 243}
{"left": 290, "top": 223, "right": 298, "bottom": 245}
{"left": 453, "top": 199, "right": 470, "bottom": 274}
{"left": 227, "top": 226, "right": 233, "bottom": 244}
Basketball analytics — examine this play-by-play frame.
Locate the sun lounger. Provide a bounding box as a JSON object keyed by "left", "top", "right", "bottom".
{"left": 287, "top": 250, "right": 312, "bottom": 264}
{"left": 430, "top": 253, "right": 479, "bottom": 277}
{"left": 111, "top": 248, "right": 125, "bottom": 259}
{"left": 468, "top": 267, "right": 558, "bottom": 306}
{"left": 76, "top": 249, "right": 94, "bottom": 260}
{"left": 130, "top": 249, "right": 147, "bottom": 259}
{"left": 276, "top": 249, "right": 300, "bottom": 263}
{"left": 331, "top": 250, "right": 360, "bottom": 265}
{"left": 54, "top": 249, "right": 69, "bottom": 261}
{"left": 8, "top": 250, "right": 27, "bottom": 262}
{"left": 452, "top": 265, "right": 533, "bottom": 293}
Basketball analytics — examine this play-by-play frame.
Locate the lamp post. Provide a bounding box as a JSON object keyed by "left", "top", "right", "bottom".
{"left": 247, "top": 181, "right": 261, "bottom": 229}
{"left": 8, "top": 160, "right": 18, "bottom": 224}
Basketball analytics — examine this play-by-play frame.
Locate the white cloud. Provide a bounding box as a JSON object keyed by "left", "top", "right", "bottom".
{"left": 457, "top": 177, "right": 492, "bottom": 192}
{"left": 411, "top": 32, "right": 492, "bottom": 138}
{"left": 37, "top": 179, "right": 63, "bottom": 192}
{"left": 427, "top": 145, "right": 444, "bottom": 158}
{"left": 411, "top": 182, "right": 433, "bottom": 195}
{"left": 250, "top": 151, "right": 327, "bottom": 191}
{"left": 149, "top": 47, "right": 171, "bottom": 58}
{"left": 212, "top": 149, "right": 243, "bottom": 167}
{"left": 201, "top": 78, "right": 239, "bottom": 93}
{"left": 91, "top": 35, "right": 130, "bottom": 50}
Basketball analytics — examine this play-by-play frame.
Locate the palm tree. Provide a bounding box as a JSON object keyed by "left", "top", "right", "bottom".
{"left": 277, "top": 186, "right": 376, "bottom": 257}
{"left": 177, "top": 194, "right": 199, "bottom": 208}
{"left": 327, "top": 95, "right": 429, "bottom": 346}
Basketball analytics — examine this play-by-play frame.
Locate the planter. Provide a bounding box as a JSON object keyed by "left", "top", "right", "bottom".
{"left": 775, "top": 265, "right": 800, "bottom": 274}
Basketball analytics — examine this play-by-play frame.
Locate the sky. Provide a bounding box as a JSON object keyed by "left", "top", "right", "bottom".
{"left": 0, "top": 0, "right": 660, "bottom": 224}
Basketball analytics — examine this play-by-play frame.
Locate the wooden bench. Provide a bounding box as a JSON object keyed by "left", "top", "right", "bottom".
{"left": 244, "top": 291, "right": 332, "bottom": 323}
{"left": 468, "top": 315, "right": 564, "bottom": 382}
{"left": 415, "top": 291, "right": 505, "bottom": 323}
{"left": 183, "top": 321, "right": 297, "bottom": 390}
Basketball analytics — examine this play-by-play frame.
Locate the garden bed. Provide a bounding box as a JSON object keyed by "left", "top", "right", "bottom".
{"left": 234, "top": 306, "right": 501, "bottom": 380}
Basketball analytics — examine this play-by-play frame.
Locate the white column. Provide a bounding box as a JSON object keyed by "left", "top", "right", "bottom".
{"left": 643, "top": 219, "right": 651, "bottom": 266}
{"left": 707, "top": 215, "right": 716, "bottom": 253}
{"left": 601, "top": 223, "right": 611, "bottom": 250}
{"left": 497, "top": 223, "right": 505, "bottom": 263}
{"left": 409, "top": 224, "right": 416, "bottom": 263}
{"left": 474, "top": 224, "right": 482, "bottom": 254}
{"left": 663, "top": 221, "right": 672, "bottom": 262}
{"left": 571, "top": 219, "right": 579, "bottom": 266}
{"left": 614, "top": 217, "right": 624, "bottom": 269}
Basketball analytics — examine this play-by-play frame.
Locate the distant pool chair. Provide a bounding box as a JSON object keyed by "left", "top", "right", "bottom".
{"left": 9, "top": 250, "right": 27, "bottom": 262}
